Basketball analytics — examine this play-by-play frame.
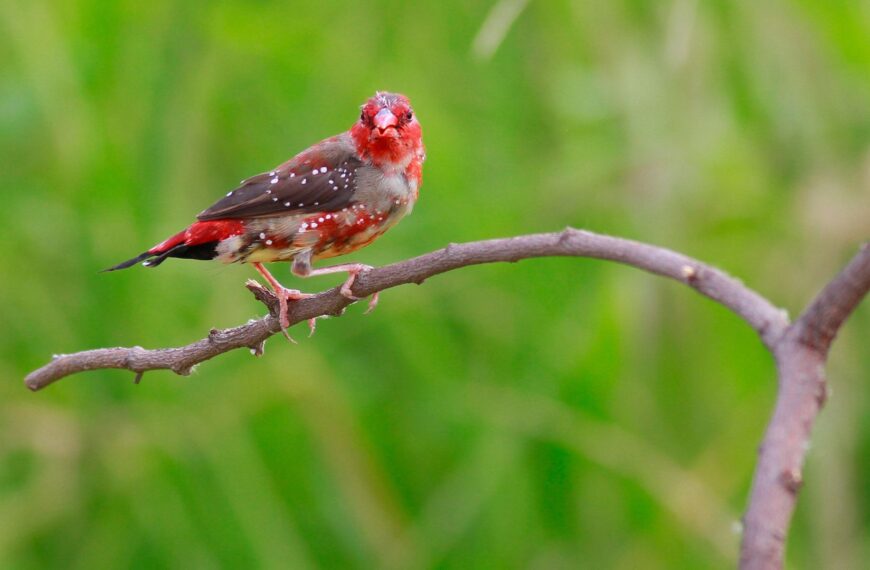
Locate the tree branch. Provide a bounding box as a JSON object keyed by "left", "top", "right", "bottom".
{"left": 23, "top": 228, "right": 870, "bottom": 570}
{"left": 24, "top": 228, "right": 787, "bottom": 391}
{"left": 740, "top": 243, "right": 870, "bottom": 570}
{"left": 795, "top": 243, "right": 870, "bottom": 354}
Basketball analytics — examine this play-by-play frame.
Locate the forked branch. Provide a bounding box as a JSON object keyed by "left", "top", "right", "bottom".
{"left": 23, "top": 228, "right": 870, "bottom": 570}
{"left": 740, "top": 243, "right": 870, "bottom": 570}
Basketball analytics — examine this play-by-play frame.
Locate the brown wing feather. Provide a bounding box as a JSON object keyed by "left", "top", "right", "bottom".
{"left": 197, "top": 152, "right": 363, "bottom": 221}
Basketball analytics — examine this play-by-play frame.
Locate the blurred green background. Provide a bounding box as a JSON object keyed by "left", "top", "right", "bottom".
{"left": 1, "top": 0, "right": 868, "bottom": 568}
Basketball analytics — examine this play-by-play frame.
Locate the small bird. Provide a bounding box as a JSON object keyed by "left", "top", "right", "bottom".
{"left": 108, "top": 92, "right": 424, "bottom": 335}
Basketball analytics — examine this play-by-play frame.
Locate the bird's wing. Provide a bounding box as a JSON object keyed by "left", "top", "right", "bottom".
{"left": 197, "top": 145, "right": 363, "bottom": 221}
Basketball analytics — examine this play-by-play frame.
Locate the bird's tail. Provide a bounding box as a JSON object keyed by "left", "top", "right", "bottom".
{"left": 103, "top": 251, "right": 155, "bottom": 271}
{"left": 103, "top": 220, "right": 245, "bottom": 272}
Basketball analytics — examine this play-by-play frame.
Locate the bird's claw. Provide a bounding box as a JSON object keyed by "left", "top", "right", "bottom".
{"left": 273, "top": 286, "right": 313, "bottom": 343}
{"left": 338, "top": 285, "right": 359, "bottom": 301}
{"left": 363, "top": 292, "right": 380, "bottom": 314}
{"left": 339, "top": 265, "right": 379, "bottom": 314}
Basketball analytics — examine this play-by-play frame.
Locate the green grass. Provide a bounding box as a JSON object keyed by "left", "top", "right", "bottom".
{"left": 1, "top": 0, "right": 868, "bottom": 568}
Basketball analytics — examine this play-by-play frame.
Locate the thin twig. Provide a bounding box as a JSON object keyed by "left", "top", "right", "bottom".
{"left": 795, "top": 243, "right": 870, "bottom": 353}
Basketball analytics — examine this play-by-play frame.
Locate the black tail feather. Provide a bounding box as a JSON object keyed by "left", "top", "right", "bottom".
{"left": 103, "top": 251, "right": 152, "bottom": 272}
{"left": 173, "top": 242, "right": 220, "bottom": 261}
{"left": 103, "top": 242, "right": 219, "bottom": 272}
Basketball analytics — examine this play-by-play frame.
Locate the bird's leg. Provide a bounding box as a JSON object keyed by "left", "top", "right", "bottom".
{"left": 292, "top": 253, "right": 379, "bottom": 314}
{"left": 252, "top": 262, "right": 315, "bottom": 341}
{"left": 308, "top": 263, "right": 378, "bottom": 311}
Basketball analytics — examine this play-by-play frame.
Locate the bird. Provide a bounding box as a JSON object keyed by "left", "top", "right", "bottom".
{"left": 107, "top": 91, "right": 425, "bottom": 337}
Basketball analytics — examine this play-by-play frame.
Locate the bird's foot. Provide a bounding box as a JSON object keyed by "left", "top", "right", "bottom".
{"left": 274, "top": 287, "right": 314, "bottom": 343}
{"left": 338, "top": 264, "right": 379, "bottom": 313}
{"left": 251, "top": 262, "right": 316, "bottom": 342}
{"left": 291, "top": 261, "right": 379, "bottom": 314}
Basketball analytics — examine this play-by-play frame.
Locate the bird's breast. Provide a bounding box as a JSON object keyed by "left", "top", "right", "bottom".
{"left": 304, "top": 169, "right": 416, "bottom": 259}
{"left": 309, "top": 197, "right": 412, "bottom": 260}
{"left": 353, "top": 166, "right": 417, "bottom": 211}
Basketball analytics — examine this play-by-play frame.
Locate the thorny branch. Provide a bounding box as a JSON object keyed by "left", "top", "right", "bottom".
{"left": 23, "top": 228, "right": 870, "bottom": 570}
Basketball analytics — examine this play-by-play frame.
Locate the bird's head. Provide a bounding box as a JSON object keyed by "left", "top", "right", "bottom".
{"left": 351, "top": 92, "right": 424, "bottom": 171}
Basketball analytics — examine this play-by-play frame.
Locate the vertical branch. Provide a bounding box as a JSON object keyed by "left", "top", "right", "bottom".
{"left": 740, "top": 244, "right": 870, "bottom": 569}
{"left": 740, "top": 342, "right": 826, "bottom": 570}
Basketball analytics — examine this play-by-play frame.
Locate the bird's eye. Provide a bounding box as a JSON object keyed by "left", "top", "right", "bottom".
{"left": 405, "top": 111, "right": 414, "bottom": 121}
{"left": 360, "top": 110, "right": 367, "bottom": 122}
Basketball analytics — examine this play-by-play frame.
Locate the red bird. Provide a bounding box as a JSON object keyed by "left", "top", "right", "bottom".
{"left": 108, "top": 92, "right": 425, "bottom": 335}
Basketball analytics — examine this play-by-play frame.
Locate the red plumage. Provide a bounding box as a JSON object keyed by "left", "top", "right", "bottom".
{"left": 108, "top": 92, "right": 425, "bottom": 334}
{"left": 149, "top": 220, "right": 246, "bottom": 255}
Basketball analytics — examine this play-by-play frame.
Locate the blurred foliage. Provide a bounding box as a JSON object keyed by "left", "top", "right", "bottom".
{"left": 1, "top": 0, "right": 869, "bottom": 568}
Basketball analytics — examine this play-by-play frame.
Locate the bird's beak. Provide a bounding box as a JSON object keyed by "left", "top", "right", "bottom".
{"left": 373, "top": 108, "right": 398, "bottom": 134}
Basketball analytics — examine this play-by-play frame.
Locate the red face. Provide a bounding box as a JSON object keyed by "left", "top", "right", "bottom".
{"left": 351, "top": 92, "right": 423, "bottom": 169}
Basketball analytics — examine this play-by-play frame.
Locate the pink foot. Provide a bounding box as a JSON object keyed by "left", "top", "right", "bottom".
{"left": 337, "top": 264, "right": 379, "bottom": 314}
{"left": 252, "top": 262, "right": 314, "bottom": 342}
{"left": 274, "top": 287, "right": 313, "bottom": 343}
{"left": 363, "top": 292, "right": 379, "bottom": 315}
